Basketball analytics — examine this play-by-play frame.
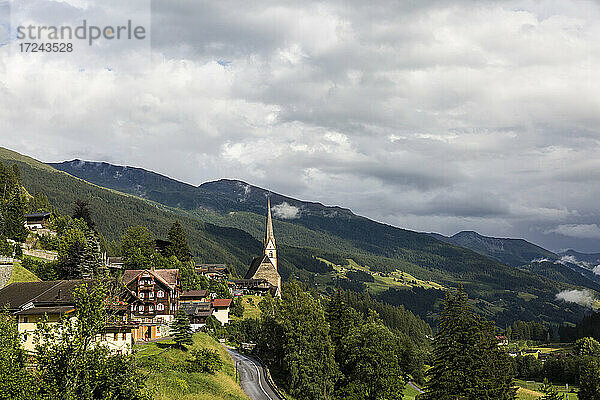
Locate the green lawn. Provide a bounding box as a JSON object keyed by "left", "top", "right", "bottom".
{"left": 7, "top": 261, "right": 40, "bottom": 285}
{"left": 403, "top": 383, "right": 423, "bottom": 399}
{"left": 515, "top": 379, "right": 578, "bottom": 399}
{"left": 235, "top": 295, "right": 262, "bottom": 320}
{"left": 135, "top": 333, "right": 250, "bottom": 400}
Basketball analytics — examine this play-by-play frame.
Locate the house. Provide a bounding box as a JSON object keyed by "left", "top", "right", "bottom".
{"left": 180, "top": 302, "right": 213, "bottom": 330}
{"left": 244, "top": 198, "right": 281, "bottom": 297}
{"left": 180, "top": 289, "right": 208, "bottom": 303}
{"left": 195, "top": 264, "right": 229, "bottom": 280}
{"left": 105, "top": 256, "right": 124, "bottom": 270}
{"left": 0, "top": 280, "right": 135, "bottom": 354}
{"left": 211, "top": 298, "right": 232, "bottom": 325}
{"left": 24, "top": 212, "right": 52, "bottom": 230}
{"left": 232, "top": 278, "right": 274, "bottom": 296}
{"left": 123, "top": 268, "right": 181, "bottom": 341}
{"left": 496, "top": 335, "right": 509, "bottom": 346}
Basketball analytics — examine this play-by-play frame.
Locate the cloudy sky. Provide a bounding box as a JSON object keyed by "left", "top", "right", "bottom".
{"left": 1, "top": 0, "right": 600, "bottom": 252}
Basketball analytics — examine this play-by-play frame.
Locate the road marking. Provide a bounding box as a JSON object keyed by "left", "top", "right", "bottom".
{"left": 238, "top": 353, "right": 274, "bottom": 400}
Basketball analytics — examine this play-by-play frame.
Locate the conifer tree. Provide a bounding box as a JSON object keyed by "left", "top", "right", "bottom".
{"left": 166, "top": 221, "right": 191, "bottom": 263}
{"left": 172, "top": 309, "right": 193, "bottom": 349}
{"left": 579, "top": 356, "right": 600, "bottom": 400}
{"left": 81, "top": 231, "right": 104, "bottom": 278}
{"left": 539, "top": 379, "right": 564, "bottom": 400}
{"left": 73, "top": 200, "right": 95, "bottom": 230}
{"left": 423, "top": 285, "right": 516, "bottom": 400}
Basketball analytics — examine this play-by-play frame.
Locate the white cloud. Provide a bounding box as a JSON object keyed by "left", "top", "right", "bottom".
{"left": 2, "top": 0, "right": 600, "bottom": 252}
{"left": 556, "top": 289, "right": 597, "bottom": 308}
{"left": 272, "top": 202, "right": 301, "bottom": 219}
{"left": 547, "top": 224, "right": 600, "bottom": 239}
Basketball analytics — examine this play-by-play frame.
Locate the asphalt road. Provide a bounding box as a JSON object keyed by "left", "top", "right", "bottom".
{"left": 226, "top": 348, "right": 283, "bottom": 400}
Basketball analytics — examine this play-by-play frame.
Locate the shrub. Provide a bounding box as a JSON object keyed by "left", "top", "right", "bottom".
{"left": 186, "top": 348, "right": 223, "bottom": 374}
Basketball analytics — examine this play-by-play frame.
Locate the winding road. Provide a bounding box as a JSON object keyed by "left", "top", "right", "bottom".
{"left": 225, "top": 348, "right": 283, "bottom": 400}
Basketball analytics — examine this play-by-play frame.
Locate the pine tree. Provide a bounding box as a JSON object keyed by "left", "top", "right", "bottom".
{"left": 73, "top": 199, "right": 95, "bottom": 230}
{"left": 423, "top": 285, "right": 516, "bottom": 400}
{"left": 81, "top": 231, "right": 104, "bottom": 278}
{"left": 171, "top": 309, "right": 193, "bottom": 348}
{"left": 166, "top": 221, "right": 191, "bottom": 263}
{"left": 539, "top": 379, "right": 564, "bottom": 400}
{"left": 579, "top": 356, "right": 600, "bottom": 400}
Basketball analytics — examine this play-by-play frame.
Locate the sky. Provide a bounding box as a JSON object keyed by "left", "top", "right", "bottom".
{"left": 1, "top": 0, "right": 600, "bottom": 252}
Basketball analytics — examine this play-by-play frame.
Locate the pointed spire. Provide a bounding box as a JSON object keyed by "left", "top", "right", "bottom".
{"left": 264, "top": 196, "right": 275, "bottom": 249}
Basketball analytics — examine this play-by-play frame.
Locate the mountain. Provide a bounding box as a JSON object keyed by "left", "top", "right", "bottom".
{"left": 558, "top": 249, "right": 600, "bottom": 268}
{"left": 430, "top": 230, "right": 558, "bottom": 267}
{"left": 45, "top": 156, "right": 598, "bottom": 326}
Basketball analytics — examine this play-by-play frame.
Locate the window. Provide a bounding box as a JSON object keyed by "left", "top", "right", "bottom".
{"left": 101, "top": 333, "right": 106, "bottom": 341}
{"left": 130, "top": 304, "right": 135, "bottom": 311}
{"left": 122, "top": 332, "right": 127, "bottom": 340}
{"left": 139, "top": 292, "right": 145, "bottom": 298}
{"left": 157, "top": 290, "right": 164, "bottom": 298}
{"left": 22, "top": 316, "right": 28, "bottom": 323}
{"left": 114, "top": 333, "right": 118, "bottom": 341}
{"left": 138, "top": 305, "right": 144, "bottom": 312}
{"left": 149, "top": 291, "right": 154, "bottom": 298}
{"left": 157, "top": 303, "right": 164, "bottom": 311}
{"left": 149, "top": 305, "right": 154, "bottom": 312}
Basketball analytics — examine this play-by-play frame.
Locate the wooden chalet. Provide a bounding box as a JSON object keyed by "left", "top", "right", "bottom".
{"left": 122, "top": 268, "right": 181, "bottom": 341}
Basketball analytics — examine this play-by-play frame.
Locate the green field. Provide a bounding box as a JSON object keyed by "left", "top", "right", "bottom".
{"left": 6, "top": 261, "right": 40, "bottom": 285}
{"left": 237, "top": 295, "right": 262, "bottom": 320}
{"left": 402, "top": 383, "right": 423, "bottom": 399}
{"left": 135, "top": 333, "right": 250, "bottom": 400}
{"left": 515, "top": 379, "right": 578, "bottom": 399}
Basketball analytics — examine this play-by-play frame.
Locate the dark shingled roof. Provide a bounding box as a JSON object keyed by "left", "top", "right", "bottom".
{"left": 180, "top": 302, "right": 212, "bottom": 317}
{"left": 15, "top": 306, "right": 75, "bottom": 315}
{"left": 244, "top": 255, "right": 274, "bottom": 279}
{"left": 181, "top": 290, "right": 208, "bottom": 299}
{"left": 123, "top": 269, "right": 179, "bottom": 290}
{"left": 25, "top": 213, "right": 52, "bottom": 218}
{"left": 0, "top": 280, "right": 90, "bottom": 310}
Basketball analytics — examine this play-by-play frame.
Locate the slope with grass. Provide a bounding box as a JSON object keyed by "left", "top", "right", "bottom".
{"left": 1, "top": 147, "right": 594, "bottom": 326}
{"left": 6, "top": 261, "right": 39, "bottom": 285}
{"left": 135, "top": 333, "right": 249, "bottom": 400}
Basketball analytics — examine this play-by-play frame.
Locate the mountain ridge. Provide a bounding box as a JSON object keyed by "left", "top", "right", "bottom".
{"left": 1, "top": 149, "right": 593, "bottom": 326}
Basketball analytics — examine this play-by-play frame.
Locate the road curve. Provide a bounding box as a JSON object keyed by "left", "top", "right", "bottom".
{"left": 225, "top": 347, "right": 283, "bottom": 400}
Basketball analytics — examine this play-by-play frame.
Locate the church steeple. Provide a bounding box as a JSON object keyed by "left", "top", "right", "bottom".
{"left": 264, "top": 196, "right": 277, "bottom": 270}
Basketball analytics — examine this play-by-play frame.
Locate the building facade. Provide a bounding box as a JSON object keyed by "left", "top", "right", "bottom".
{"left": 122, "top": 268, "right": 181, "bottom": 341}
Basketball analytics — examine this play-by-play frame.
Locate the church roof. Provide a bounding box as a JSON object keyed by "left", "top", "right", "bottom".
{"left": 244, "top": 255, "right": 274, "bottom": 279}
{"left": 264, "top": 197, "right": 275, "bottom": 249}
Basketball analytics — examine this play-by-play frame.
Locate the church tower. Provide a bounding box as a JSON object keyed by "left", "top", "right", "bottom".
{"left": 264, "top": 197, "right": 277, "bottom": 270}
{"left": 243, "top": 196, "right": 282, "bottom": 297}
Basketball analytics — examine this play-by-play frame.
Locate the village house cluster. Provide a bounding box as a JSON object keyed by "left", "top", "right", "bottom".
{"left": 1, "top": 199, "right": 282, "bottom": 355}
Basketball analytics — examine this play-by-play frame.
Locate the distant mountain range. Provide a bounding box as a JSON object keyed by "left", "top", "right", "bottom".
{"left": 0, "top": 150, "right": 596, "bottom": 326}
{"left": 429, "top": 230, "right": 558, "bottom": 267}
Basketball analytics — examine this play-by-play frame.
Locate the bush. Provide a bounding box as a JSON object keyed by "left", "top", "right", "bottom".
{"left": 186, "top": 348, "right": 223, "bottom": 374}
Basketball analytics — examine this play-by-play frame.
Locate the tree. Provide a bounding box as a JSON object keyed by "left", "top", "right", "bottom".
{"left": 34, "top": 282, "right": 150, "bottom": 400}
{"left": 230, "top": 297, "right": 245, "bottom": 318}
{"left": 171, "top": 309, "right": 193, "bottom": 348}
{"left": 579, "top": 356, "right": 600, "bottom": 400}
{"left": 73, "top": 200, "right": 95, "bottom": 230}
{"left": 423, "top": 286, "right": 516, "bottom": 400}
{"left": 264, "top": 281, "right": 338, "bottom": 400}
{"left": 539, "top": 379, "right": 564, "bottom": 400}
{"left": 57, "top": 227, "right": 87, "bottom": 278}
{"left": 326, "top": 288, "right": 362, "bottom": 361}
{"left": 3, "top": 187, "right": 27, "bottom": 242}
{"left": 81, "top": 231, "right": 105, "bottom": 279}
{"left": 337, "top": 322, "right": 407, "bottom": 400}
{"left": 121, "top": 226, "right": 155, "bottom": 269}
{"left": 0, "top": 310, "right": 36, "bottom": 400}
{"left": 574, "top": 337, "right": 600, "bottom": 358}
{"left": 165, "top": 221, "right": 191, "bottom": 263}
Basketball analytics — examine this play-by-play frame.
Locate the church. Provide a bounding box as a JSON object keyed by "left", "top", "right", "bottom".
{"left": 243, "top": 198, "right": 282, "bottom": 297}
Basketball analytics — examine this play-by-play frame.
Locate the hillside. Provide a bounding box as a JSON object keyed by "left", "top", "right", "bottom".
{"left": 430, "top": 231, "right": 558, "bottom": 267}
{"left": 43, "top": 154, "right": 598, "bottom": 326}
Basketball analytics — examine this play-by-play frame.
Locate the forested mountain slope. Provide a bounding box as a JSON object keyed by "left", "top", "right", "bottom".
{"left": 46, "top": 155, "right": 598, "bottom": 326}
